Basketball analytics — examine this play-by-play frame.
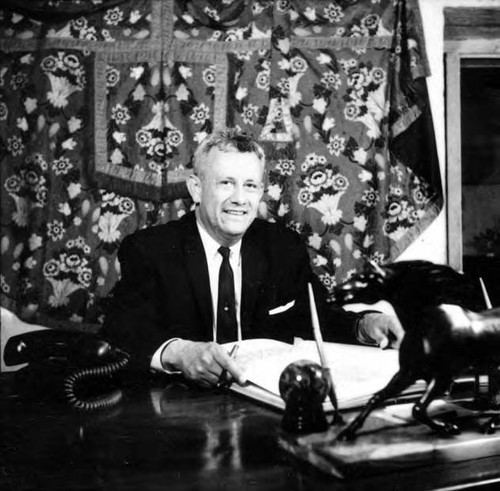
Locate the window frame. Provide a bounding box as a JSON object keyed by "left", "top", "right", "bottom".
{"left": 444, "top": 39, "right": 500, "bottom": 271}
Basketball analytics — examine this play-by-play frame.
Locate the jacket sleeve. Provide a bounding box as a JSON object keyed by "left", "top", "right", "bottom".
{"left": 100, "top": 234, "right": 168, "bottom": 372}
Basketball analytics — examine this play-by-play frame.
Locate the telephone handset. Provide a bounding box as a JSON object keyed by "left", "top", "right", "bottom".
{"left": 4, "top": 329, "right": 130, "bottom": 411}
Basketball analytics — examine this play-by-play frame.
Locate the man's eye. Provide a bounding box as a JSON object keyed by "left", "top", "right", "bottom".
{"left": 245, "top": 183, "right": 259, "bottom": 191}
{"left": 219, "top": 180, "right": 233, "bottom": 187}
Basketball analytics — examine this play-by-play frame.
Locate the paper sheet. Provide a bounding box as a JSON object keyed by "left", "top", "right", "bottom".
{"left": 226, "top": 338, "right": 419, "bottom": 407}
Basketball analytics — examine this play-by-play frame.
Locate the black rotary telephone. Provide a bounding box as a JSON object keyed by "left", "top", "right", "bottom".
{"left": 4, "top": 329, "right": 129, "bottom": 411}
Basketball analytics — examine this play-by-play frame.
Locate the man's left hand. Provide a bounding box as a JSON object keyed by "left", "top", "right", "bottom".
{"left": 357, "top": 313, "right": 404, "bottom": 349}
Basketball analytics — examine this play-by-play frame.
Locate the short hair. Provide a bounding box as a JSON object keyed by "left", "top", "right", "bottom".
{"left": 192, "top": 128, "right": 266, "bottom": 175}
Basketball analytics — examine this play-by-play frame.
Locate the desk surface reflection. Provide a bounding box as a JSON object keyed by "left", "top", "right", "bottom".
{"left": 1, "top": 375, "right": 500, "bottom": 491}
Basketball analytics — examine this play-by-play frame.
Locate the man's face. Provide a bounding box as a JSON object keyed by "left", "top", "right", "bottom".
{"left": 190, "top": 148, "right": 264, "bottom": 246}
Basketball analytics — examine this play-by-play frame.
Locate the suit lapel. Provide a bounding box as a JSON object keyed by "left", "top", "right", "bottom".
{"left": 182, "top": 213, "right": 213, "bottom": 338}
{"left": 181, "top": 214, "right": 269, "bottom": 340}
{"left": 241, "top": 224, "right": 268, "bottom": 337}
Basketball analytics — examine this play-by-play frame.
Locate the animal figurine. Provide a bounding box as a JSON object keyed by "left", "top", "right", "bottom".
{"left": 333, "top": 260, "right": 500, "bottom": 440}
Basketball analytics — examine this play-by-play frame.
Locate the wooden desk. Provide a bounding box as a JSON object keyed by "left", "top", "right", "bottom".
{"left": 1, "top": 375, "right": 499, "bottom": 491}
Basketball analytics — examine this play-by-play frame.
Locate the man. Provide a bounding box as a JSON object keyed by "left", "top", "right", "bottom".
{"left": 102, "top": 129, "right": 403, "bottom": 387}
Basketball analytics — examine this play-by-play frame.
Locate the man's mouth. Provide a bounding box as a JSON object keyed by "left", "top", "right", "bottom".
{"left": 224, "top": 210, "right": 247, "bottom": 216}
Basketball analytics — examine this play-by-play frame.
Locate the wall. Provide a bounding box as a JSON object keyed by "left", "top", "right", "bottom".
{"left": 400, "top": 0, "right": 500, "bottom": 264}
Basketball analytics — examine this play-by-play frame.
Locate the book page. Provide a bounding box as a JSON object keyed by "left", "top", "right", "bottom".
{"left": 228, "top": 338, "right": 419, "bottom": 407}
{"left": 224, "top": 338, "right": 295, "bottom": 371}
{"left": 293, "top": 339, "right": 404, "bottom": 403}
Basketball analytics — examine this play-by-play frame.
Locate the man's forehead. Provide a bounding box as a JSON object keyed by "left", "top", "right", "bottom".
{"left": 205, "top": 149, "right": 264, "bottom": 172}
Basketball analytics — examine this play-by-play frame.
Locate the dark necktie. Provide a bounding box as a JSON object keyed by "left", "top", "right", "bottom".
{"left": 217, "top": 246, "right": 237, "bottom": 344}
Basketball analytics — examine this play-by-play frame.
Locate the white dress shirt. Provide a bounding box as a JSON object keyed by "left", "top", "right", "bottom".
{"left": 151, "top": 220, "right": 243, "bottom": 371}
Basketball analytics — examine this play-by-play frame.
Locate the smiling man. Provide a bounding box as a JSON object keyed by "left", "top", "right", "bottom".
{"left": 102, "top": 129, "right": 402, "bottom": 387}
{"left": 188, "top": 133, "right": 264, "bottom": 248}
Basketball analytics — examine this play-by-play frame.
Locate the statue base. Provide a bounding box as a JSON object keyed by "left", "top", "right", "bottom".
{"left": 278, "top": 399, "right": 500, "bottom": 479}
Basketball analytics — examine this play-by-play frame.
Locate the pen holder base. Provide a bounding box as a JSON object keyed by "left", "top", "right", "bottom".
{"left": 279, "top": 360, "right": 330, "bottom": 434}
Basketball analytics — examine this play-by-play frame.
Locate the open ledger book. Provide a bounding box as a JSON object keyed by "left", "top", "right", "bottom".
{"left": 224, "top": 338, "right": 426, "bottom": 412}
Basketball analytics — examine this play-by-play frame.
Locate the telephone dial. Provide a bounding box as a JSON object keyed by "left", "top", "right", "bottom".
{"left": 4, "top": 328, "right": 130, "bottom": 411}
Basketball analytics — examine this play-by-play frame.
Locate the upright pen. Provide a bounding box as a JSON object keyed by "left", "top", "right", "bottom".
{"left": 307, "top": 283, "right": 343, "bottom": 425}
{"left": 479, "top": 277, "right": 493, "bottom": 309}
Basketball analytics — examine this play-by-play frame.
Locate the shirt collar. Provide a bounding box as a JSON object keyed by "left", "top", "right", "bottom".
{"left": 196, "top": 220, "right": 242, "bottom": 263}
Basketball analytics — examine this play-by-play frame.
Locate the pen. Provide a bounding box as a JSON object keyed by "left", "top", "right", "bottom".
{"left": 216, "top": 343, "right": 239, "bottom": 389}
{"left": 307, "top": 283, "right": 343, "bottom": 424}
{"left": 479, "top": 277, "right": 492, "bottom": 309}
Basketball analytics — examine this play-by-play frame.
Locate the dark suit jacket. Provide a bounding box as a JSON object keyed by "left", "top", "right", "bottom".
{"left": 102, "top": 212, "right": 360, "bottom": 371}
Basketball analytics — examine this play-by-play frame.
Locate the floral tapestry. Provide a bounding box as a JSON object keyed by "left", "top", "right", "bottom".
{"left": 0, "top": 0, "right": 442, "bottom": 331}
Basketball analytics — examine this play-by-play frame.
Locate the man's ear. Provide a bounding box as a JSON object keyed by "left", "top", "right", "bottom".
{"left": 186, "top": 173, "right": 202, "bottom": 204}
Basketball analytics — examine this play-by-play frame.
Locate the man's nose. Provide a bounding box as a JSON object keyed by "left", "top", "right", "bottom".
{"left": 230, "top": 185, "right": 246, "bottom": 203}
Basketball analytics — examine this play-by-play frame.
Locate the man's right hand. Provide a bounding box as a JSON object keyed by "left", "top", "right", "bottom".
{"left": 161, "top": 339, "right": 246, "bottom": 388}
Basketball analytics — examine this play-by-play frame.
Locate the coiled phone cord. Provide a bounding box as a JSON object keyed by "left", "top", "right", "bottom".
{"left": 63, "top": 350, "right": 130, "bottom": 411}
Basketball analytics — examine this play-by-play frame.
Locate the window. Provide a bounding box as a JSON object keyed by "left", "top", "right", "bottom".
{"left": 445, "top": 8, "right": 500, "bottom": 306}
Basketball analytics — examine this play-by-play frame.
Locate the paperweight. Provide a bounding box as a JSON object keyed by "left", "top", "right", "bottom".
{"left": 279, "top": 360, "right": 330, "bottom": 434}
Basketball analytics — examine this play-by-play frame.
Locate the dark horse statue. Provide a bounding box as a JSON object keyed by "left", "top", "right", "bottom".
{"left": 334, "top": 260, "right": 500, "bottom": 440}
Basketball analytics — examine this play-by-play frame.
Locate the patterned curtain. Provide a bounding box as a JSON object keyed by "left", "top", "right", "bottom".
{"left": 0, "top": 0, "right": 442, "bottom": 331}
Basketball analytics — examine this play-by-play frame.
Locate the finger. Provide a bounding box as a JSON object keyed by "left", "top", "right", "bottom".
{"left": 213, "top": 346, "right": 246, "bottom": 385}
{"left": 367, "top": 325, "right": 389, "bottom": 348}
{"left": 186, "top": 366, "right": 220, "bottom": 386}
{"left": 184, "top": 365, "right": 219, "bottom": 386}
{"left": 194, "top": 344, "right": 232, "bottom": 386}
{"left": 389, "top": 332, "right": 403, "bottom": 349}
{"left": 185, "top": 346, "right": 222, "bottom": 383}
{"left": 195, "top": 358, "right": 222, "bottom": 386}
{"left": 203, "top": 363, "right": 225, "bottom": 385}
{"left": 196, "top": 378, "right": 214, "bottom": 389}
{"left": 386, "top": 319, "right": 404, "bottom": 349}
{"left": 389, "top": 320, "right": 405, "bottom": 341}
{"left": 378, "top": 336, "right": 390, "bottom": 350}
{"left": 226, "top": 358, "right": 246, "bottom": 385}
